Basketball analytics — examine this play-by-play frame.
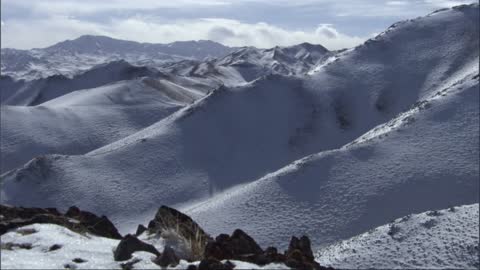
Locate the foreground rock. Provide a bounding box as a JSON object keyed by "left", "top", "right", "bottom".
{"left": 1, "top": 204, "right": 332, "bottom": 269}
{"left": 114, "top": 234, "right": 160, "bottom": 261}
{"left": 198, "top": 258, "right": 235, "bottom": 270}
{"left": 0, "top": 204, "right": 122, "bottom": 239}
{"left": 204, "top": 228, "right": 329, "bottom": 270}
{"left": 153, "top": 246, "right": 180, "bottom": 267}
{"left": 146, "top": 205, "right": 213, "bottom": 261}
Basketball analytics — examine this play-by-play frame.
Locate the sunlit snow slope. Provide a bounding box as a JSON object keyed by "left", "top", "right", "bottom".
{"left": 316, "top": 204, "right": 479, "bottom": 269}
{"left": 0, "top": 77, "right": 203, "bottom": 173}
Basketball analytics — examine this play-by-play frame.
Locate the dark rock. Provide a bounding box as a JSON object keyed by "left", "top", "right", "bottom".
{"left": 231, "top": 229, "right": 263, "bottom": 255}
{"left": 65, "top": 206, "right": 122, "bottom": 239}
{"left": 286, "top": 236, "right": 314, "bottom": 261}
{"left": 49, "top": 244, "right": 62, "bottom": 251}
{"left": 72, "top": 258, "right": 87, "bottom": 263}
{"left": 1, "top": 242, "right": 32, "bottom": 250}
{"left": 120, "top": 258, "right": 141, "bottom": 270}
{"left": 153, "top": 246, "right": 180, "bottom": 267}
{"left": 0, "top": 204, "right": 122, "bottom": 239}
{"left": 198, "top": 258, "right": 234, "bottom": 270}
{"left": 204, "top": 229, "right": 263, "bottom": 262}
{"left": 135, "top": 224, "right": 147, "bottom": 236}
{"left": 224, "top": 260, "right": 235, "bottom": 269}
{"left": 114, "top": 234, "right": 160, "bottom": 261}
{"left": 284, "top": 236, "right": 324, "bottom": 270}
{"left": 186, "top": 264, "right": 198, "bottom": 270}
{"left": 63, "top": 263, "right": 77, "bottom": 269}
{"left": 147, "top": 205, "right": 212, "bottom": 260}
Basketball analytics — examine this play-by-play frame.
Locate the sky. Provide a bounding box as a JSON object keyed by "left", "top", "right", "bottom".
{"left": 0, "top": 0, "right": 476, "bottom": 50}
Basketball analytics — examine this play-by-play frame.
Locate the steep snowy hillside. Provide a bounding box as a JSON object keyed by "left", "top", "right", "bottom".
{"left": 1, "top": 3, "right": 478, "bottom": 255}
{"left": 316, "top": 204, "right": 479, "bottom": 269}
{"left": 0, "top": 77, "right": 200, "bottom": 173}
{"left": 185, "top": 70, "right": 479, "bottom": 248}
{"left": 162, "top": 43, "right": 331, "bottom": 86}
{"left": 1, "top": 35, "right": 234, "bottom": 80}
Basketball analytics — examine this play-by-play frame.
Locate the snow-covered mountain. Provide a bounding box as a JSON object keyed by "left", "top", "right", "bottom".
{"left": 162, "top": 43, "right": 331, "bottom": 86}
{"left": 1, "top": 60, "right": 162, "bottom": 105}
{"left": 0, "top": 3, "right": 478, "bottom": 269}
{"left": 0, "top": 76, "right": 209, "bottom": 173}
{"left": 316, "top": 204, "right": 479, "bottom": 269}
{"left": 1, "top": 35, "right": 234, "bottom": 80}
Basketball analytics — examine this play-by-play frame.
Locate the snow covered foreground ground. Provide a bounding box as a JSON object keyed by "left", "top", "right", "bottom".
{"left": 1, "top": 204, "right": 477, "bottom": 269}
{"left": 0, "top": 223, "right": 288, "bottom": 269}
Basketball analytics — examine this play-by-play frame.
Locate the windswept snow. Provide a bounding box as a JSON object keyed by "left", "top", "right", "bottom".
{"left": 316, "top": 204, "right": 479, "bottom": 269}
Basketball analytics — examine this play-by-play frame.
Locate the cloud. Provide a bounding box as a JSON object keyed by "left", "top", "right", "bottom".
{"left": 2, "top": 0, "right": 475, "bottom": 50}
{"left": 1, "top": 16, "right": 367, "bottom": 50}
{"left": 315, "top": 24, "right": 338, "bottom": 39}
{"left": 2, "top": 0, "right": 231, "bottom": 15}
{"left": 386, "top": 1, "right": 409, "bottom": 6}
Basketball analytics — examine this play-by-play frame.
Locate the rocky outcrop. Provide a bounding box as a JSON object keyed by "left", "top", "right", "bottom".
{"left": 204, "top": 229, "right": 329, "bottom": 270}
{"left": 113, "top": 234, "right": 160, "bottom": 261}
{"left": 146, "top": 205, "right": 213, "bottom": 260}
{"left": 0, "top": 204, "right": 122, "bottom": 239}
{"left": 204, "top": 229, "right": 263, "bottom": 261}
{"left": 65, "top": 206, "right": 122, "bottom": 239}
{"left": 1, "top": 204, "right": 332, "bottom": 269}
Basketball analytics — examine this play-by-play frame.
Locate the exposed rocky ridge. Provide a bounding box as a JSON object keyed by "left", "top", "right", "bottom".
{"left": 1, "top": 204, "right": 329, "bottom": 269}
{"left": 0, "top": 204, "right": 121, "bottom": 239}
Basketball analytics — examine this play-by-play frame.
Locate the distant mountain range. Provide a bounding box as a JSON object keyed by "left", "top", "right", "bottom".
{"left": 1, "top": 35, "right": 235, "bottom": 80}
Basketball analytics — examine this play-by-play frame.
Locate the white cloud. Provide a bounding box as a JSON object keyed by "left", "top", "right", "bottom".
{"left": 3, "top": 0, "right": 231, "bottom": 15}
{"left": 1, "top": 16, "right": 367, "bottom": 50}
{"left": 386, "top": 1, "right": 409, "bottom": 6}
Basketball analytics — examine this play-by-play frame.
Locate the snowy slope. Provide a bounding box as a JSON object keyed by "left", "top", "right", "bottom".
{"left": 1, "top": 3, "right": 478, "bottom": 254}
{"left": 1, "top": 60, "right": 161, "bottom": 106}
{"left": 316, "top": 204, "right": 479, "bottom": 269}
{"left": 184, "top": 70, "right": 479, "bottom": 249}
{"left": 0, "top": 224, "right": 287, "bottom": 269}
{"left": 0, "top": 77, "right": 199, "bottom": 173}
{"left": 1, "top": 36, "right": 234, "bottom": 81}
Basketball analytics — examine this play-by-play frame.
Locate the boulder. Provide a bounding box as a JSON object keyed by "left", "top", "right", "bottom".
{"left": 284, "top": 236, "right": 325, "bottom": 270}
{"left": 147, "top": 205, "right": 212, "bottom": 260}
{"left": 113, "top": 234, "right": 160, "bottom": 261}
{"left": 286, "top": 235, "right": 314, "bottom": 261}
{"left": 153, "top": 246, "right": 180, "bottom": 267}
{"left": 198, "top": 258, "right": 234, "bottom": 270}
{"left": 204, "top": 229, "right": 263, "bottom": 262}
{"left": 65, "top": 206, "right": 122, "bottom": 239}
